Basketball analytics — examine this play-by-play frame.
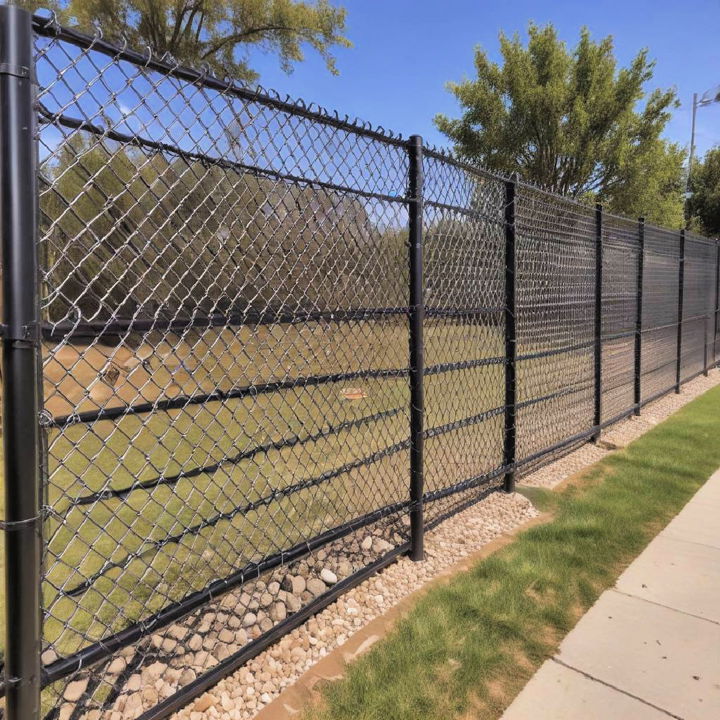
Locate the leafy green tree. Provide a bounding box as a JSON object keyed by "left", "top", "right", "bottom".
{"left": 435, "top": 24, "right": 685, "bottom": 227}
{"left": 688, "top": 147, "right": 720, "bottom": 236}
{"left": 21, "top": 0, "right": 350, "bottom": 81}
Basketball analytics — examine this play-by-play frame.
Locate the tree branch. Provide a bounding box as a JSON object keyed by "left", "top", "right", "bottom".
{"left": 200, "top": 24, "right": 302, "bottom": 59}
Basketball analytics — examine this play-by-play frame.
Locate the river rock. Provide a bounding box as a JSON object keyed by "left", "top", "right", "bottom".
{"left": 281, "top": 575, "right": 306, "bottom": 595}
{"left": 306, "top": 578, "right": 326, "bottom": 596}
{"left": 259, "top": 592, "right": 273, "bottom": 608}
{"left": 285, "top": 594, "right": 301, "bottom": 613}
{"left": 320, "top": 568, "right": 338, "bottom": 585}
{"left": 107, "top": 657, "right": 126, "bottom": 675}
{"left": 269, "top": 601, "right": 287, "bottom": 622}
{"left": 145, "top": 661, "right": 167, "bottom": 681}
{"left": 373, "top": 538, "right": 393, "bottom": 553}
{"left": 179, "top": 668, "right": 196, "bottom": 686}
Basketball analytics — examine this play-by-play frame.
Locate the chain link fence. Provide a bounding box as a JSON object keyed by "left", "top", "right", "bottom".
{"left": 1, "top": 6, "right": 718, "bottom": 720}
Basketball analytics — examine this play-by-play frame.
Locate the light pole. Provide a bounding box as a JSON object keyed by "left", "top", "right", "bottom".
{"left": 687, "top": 86, "right": 720, "bottom": 195}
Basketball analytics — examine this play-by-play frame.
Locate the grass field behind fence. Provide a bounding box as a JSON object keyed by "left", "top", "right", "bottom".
{"left": 36, "top": 319, "right": 508, "bottom": 658}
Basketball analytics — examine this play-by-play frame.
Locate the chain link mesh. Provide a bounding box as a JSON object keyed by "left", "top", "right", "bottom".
{"left": 422, "top": 151, "right": 506, "bottom": 522}
{"left": 0, "top": 12, "right": 718, "bottom": 720}
{"left": 514, "top": 185, "right": 596, "bottom": 464}
{"left": 641, "top": 224, "right": 682, "bottom": 400}
{"left": 33, "top": 18, "right": 412, "bottom": 719}
{"left": 601, "top": 212, "right": 640, "bottom": 422}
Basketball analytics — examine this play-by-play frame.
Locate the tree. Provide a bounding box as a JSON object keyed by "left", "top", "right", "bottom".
{"left": 688, "top": 147, "right": 720, "bottom": 236}
{"left": 21, "top": 0, "right": 350, "bottom": 81}
{"left": 435, "top": 24, "right": 685, "bottom": 227}
{"left": 41, "top": 133, "right": 393, "bottom": 323}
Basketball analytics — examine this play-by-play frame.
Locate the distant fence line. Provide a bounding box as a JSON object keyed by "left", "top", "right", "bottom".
{"left": 1, "top": 5, "right": 718, "bottom": 720}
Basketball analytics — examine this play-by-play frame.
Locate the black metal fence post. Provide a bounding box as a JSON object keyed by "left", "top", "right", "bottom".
{"left": 407, "top": 135, "right": 425, "bottom": 561}
{"left": 676, "top": 229, "right": 686, "bottom": 392}
{"left": 0, "top": 5, "right": 42, "bottom": 720}
{"left": 593, "top": 203, "right": 603, "bottom": 439}
{"left": 503, "top": 179, "right": 517, "bottom": 492}
{"left": 704, "top": 241, "right": 710, "bottom": 377}
{"left": 634, "top": 217, "right": 645, "bottom": 414}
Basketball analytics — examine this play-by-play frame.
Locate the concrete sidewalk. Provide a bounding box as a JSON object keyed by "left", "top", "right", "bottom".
{"left": 501, "top": 469, "right": 720, "bottom": 720}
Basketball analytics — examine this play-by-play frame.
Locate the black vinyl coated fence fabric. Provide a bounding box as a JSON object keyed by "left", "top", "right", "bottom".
{"left": 1, "top": 8, "right": 719, "bottom": 720}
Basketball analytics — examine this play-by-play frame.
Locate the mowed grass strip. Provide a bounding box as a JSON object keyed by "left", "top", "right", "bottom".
{"left": 305, "top": 383, "right": 720, "bottom": 720}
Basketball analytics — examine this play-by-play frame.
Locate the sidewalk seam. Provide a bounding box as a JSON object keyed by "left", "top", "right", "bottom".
{"left": 610, "top": 589, "right": 720, "bottom": 627}
{"left": 658, "top": 532, "right": 720, "bottom": 552}
{"left": 550, "top": 657, "right": 684, "bottom": 720}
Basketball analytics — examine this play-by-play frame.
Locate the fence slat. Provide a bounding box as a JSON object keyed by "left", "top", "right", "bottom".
{"left": 0, "top": 6, "right": 42, "bottom": 720}
{"left": 634, "top": 217, "right": 645, "bottom": 414}
{"left": 676, "top": 229, "right": 686, "bottom": 392}
{"left": 503, "top": 179, "right": 517, "bottom": 492}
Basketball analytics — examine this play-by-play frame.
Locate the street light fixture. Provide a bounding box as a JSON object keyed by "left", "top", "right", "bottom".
{"left": 688, "top": 86, "right": 720, "bottom": 194}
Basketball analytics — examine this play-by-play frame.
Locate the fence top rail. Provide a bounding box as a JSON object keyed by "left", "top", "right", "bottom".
{"left": 423, "top": 145, "right": 508, "bottom": 185}
{"left": 515, "top": 178, "right": 598, "bottom": 215}
{"left": 31, "top": 11, "right": 409, "bottom": 151}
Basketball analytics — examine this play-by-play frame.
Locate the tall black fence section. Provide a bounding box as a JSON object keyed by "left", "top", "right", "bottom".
{"left": 1, "top": 6, "right": 719, "bottom": 720}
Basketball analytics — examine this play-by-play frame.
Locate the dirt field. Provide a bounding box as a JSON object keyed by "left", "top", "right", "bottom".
{"left": 36, "top": 319, "right": 506, "bottom": 657}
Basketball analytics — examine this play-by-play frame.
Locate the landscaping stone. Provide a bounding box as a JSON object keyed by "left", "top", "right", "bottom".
{"left": 306, "top": 578, "right": 326, "bottom": 596}
{"left": 372, "top": 537, "right": 393, "bottom": 553}
{"left": 41, "top": 648, "right": 58, "bottom": 666}
{"left": 281, "top": 575, "right": 306, "bottom": 595}
{"left": 320, "top": 568, "right": 338, "bottom": 585}
{"left": 107, "top": 657, "right": 126, "bottom": 675}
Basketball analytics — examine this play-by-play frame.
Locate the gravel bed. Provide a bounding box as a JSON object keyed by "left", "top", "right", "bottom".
{"left": 171, "top": 491, "right": 538, "bottom": 720}
{"left": 154, "top": 369, "right": 720, "bottom": 720}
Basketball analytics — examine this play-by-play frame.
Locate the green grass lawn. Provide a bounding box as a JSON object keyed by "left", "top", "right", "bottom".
{"left": 304, "top": 383, "right": 720, "bottom": 720}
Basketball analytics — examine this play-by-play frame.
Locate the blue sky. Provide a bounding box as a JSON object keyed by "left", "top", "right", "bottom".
{"left": 245, "top": 0, "right": 720, "bottom": 160}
